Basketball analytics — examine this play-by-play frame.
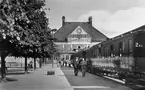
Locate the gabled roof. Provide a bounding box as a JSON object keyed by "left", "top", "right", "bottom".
{"left": 54, "top": 22, "right": 108, "bottom": 42}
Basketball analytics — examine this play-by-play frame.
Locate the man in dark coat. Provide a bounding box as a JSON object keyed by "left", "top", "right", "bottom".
{"left": 72, "top": 58, "right": 79, "bottom": 76}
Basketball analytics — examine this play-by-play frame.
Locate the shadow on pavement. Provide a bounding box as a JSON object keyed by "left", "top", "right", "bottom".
{"left": 6, "top": 71, "right": 32, "bottom": 75}
{"left": 0, "top": 77, "right": 18, "bottom": 83}
{"left": 6, "top": 77, "right": 18, "bottom": 82}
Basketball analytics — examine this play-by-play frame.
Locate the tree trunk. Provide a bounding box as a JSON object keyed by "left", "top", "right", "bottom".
{"left": 45, "top": 58, "right": 47, "bottom": 64}
{"left": 33, "top": 48, "right": 36, "bottom": 69}
{"left": 1, "top": 52, "right": 6, "bottom": 80}
{"left": 42, "top": 56, "right": 45, "bottom": 65}
{"left": 41, "top": 47, "right": 44, "bottom": 65}
{"left": 25, "top": 56, "right": 28, "bottom": 73}
{"left": 39, "top": 58, "right": 42, "bottom": 68}
{"left": 34, "top": 57, "right": 36, "bottom": 69}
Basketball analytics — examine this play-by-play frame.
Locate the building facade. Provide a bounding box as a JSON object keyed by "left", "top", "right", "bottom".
{"left": 54, "top": 16, "right": 108, "bottom": 61}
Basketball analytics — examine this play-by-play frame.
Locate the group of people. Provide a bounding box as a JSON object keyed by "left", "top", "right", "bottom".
{"left": 57, "top": 59, "right": 67, "bottom": 67}
{"left": 57, "top": 58, "right": 72, "bottom": 67}
{"left": 72, "top": 58, "right": 87, "bottom": 77}
{"left": 57, "top": 57, "right": 89, "bottom": 77}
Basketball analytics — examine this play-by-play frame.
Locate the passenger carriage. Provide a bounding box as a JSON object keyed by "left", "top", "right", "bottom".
{"left": 71, "top": 25, "right": 145, "bottom": 86}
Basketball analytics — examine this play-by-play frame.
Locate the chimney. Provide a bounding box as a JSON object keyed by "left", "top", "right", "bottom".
{"left": 88, "top": 16, "right": 92, "bottom": 25}
{"left": 62, "top": 16, "right": 65, "bottom": 26}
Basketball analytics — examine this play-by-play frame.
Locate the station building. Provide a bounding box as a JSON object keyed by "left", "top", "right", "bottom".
{"left": 53, "top": 16, "right": 108, "bottom": 61}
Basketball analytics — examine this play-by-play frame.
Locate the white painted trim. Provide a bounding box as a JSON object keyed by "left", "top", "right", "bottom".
{"left": 72, "top": 26, "right": 88, "bottom": 35}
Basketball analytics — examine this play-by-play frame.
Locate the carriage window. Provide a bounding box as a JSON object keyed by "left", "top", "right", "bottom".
{"left": 119, "top": 42, "right": 123, "bottom": 56}
{"left": 104, "top": 46, "right": 107, "bottom": 57}
{"left": 107, "top": 47, "right": 109, "bottom": 57}
{"left": 99, "top": 47, "right": 101, "bottom": 57}
{"left": 104, "top": 46, "right": 106, "bottom": 57}
{"left": 92, "top": 50, "right": 94, "bottom": 57}
{"left": 94, "top": 49, "right": 97, "bottom": 57}
{"left": 110, "top": 44, "right": 114, "bottom": 57}
{"left": 97, "top": 48, "right": 99, "bottom": 57}
{"left": 102, "top": 47, "right": 105, "bottom": 56}
{"left": 128, "top": 39, "right": 133, "bottom": 55}
{"left": 123, "top": 42, "right": 125, "bottom": 54}
{"left": 92, "top": 50, "right": 95, "bottom": 57}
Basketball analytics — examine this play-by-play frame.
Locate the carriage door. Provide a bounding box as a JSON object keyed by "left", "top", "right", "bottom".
{"left": 134, "top": 31, "right": 145, "bottom": 72}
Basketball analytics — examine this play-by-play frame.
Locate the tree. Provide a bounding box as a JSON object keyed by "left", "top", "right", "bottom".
{"left": 0, "top": 0, "right": 24, "bottom": 79}
{"left": 0, "top": 0, "right": 55, "bottom": 80}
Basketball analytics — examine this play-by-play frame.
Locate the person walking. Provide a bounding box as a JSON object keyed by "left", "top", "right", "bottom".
{"left": 80, "top": 58, "right": 87, "bottom": 77}
{"left": 57, "top": 60, "right": 61, "bottom": 67}
{"left": 72, "top": 58, "right": 79, "bottom": 76}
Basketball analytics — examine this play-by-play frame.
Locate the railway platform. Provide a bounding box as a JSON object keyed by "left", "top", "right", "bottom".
{"left": 0, "top": 64, "right": 73, "bottom": 90}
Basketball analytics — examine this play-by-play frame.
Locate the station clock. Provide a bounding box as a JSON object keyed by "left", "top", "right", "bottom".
{"left": 76, "top": 28, "right": 82, "bottom": 34}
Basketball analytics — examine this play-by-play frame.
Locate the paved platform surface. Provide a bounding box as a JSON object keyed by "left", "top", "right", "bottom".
{"left": 0, "top": 64, "right": 73, "bottom": 90}
{"left": 61, "top": 67, "right": 132, "bottom": 90}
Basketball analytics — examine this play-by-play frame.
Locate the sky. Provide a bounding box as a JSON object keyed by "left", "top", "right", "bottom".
{"left": 44, "top": 0, "right": 145, "bottom": 38}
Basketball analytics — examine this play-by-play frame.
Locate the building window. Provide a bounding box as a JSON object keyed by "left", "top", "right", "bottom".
{"left": 78, "top": 46, "right": 81, "bottom": 49}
